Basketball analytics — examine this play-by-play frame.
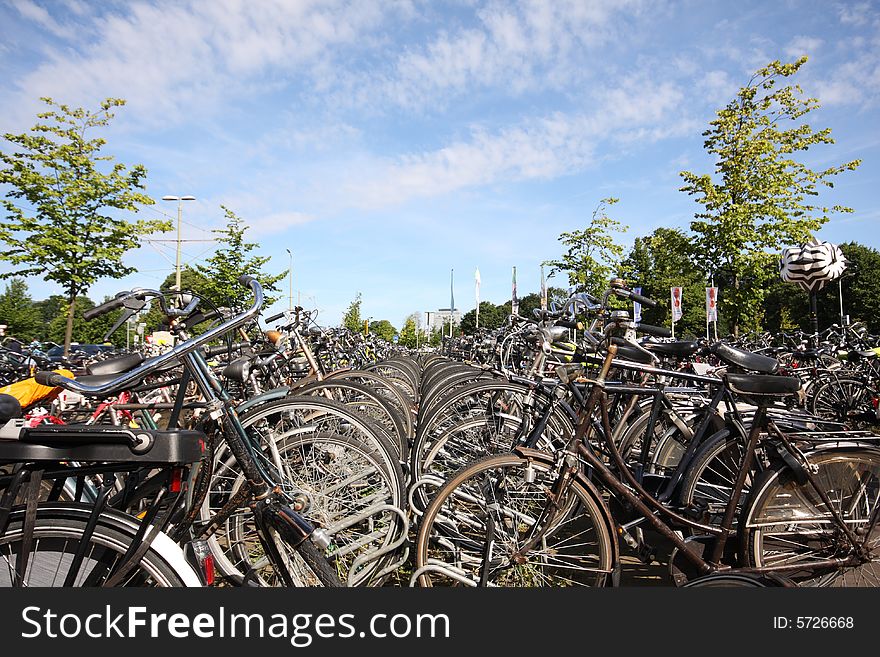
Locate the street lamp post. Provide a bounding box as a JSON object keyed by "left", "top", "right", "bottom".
{"left": 161, "top": 195, "right": 196, "bottom": 290}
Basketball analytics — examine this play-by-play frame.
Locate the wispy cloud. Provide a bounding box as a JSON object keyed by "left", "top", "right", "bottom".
{"left": 341, "top": 0, "right": 650, "bottom": 112}
{"left": 10, "top": 0, "right": 79, "bottom": 39}
{"left": 340, "top": 74, "right": 688, "bottom": 208}
{"left": 785, "top": 35, "right": 823, "bottom": 59}
{"left": 2, "top": 0, "right": 400, "bottom": 127}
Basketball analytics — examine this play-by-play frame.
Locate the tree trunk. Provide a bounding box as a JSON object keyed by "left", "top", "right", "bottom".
{"left": 64, "top": 294, "right": 76, "bottom": 357}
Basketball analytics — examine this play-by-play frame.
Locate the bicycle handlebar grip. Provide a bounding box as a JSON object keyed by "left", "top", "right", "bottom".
{"left": 556, "top": 319, "right": 584, "bottom": 330}
{"left": 636, "top": 323, "right": 672, "bottom": 338}
{"left": 265, "top": 311, "right": 285, "bottom": 323}
{"left": 238, "top": 274, "right": 257, "bottom": 287}
{"left": 203, "top": 341, "right": 248, "bottom": 357}
{"left": 630, "top": 291, "right": 658, "bottom": 308}
{"left": 83, "top": 294, "right": 127, "bottom": 320}
{"left": 35, "top": 371, "right": 66, "bottom": 387}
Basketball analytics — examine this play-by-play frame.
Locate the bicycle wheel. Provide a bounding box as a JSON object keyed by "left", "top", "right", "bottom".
{"left": 414, "top": 452, "right": 614, "bottom": 587}
{"left": 0, "top": 503, "right": 197, "bottom": 587}
{"left": 678, "top": 428, "right": 754, "bottom": 529}
{"left": 205, "top": 432, "right": 405, "bottom": 587}
{"left": 682, "top": 573, "right": 776, "bottom": 587}
{"left": 810, "top": 377, "right": 878, "bottom": 428}
{"left": 742, "top": 447, "right": 880, "bottom": 586}
{"left": 296, "top": 379, "right": 410, "bottom": 460}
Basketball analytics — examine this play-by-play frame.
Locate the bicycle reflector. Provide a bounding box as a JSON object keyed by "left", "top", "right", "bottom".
{"left": 186, "top": 539, "right": 215, "bottom": 586}
{"left": 170, "top": 467, "right": 184, "bottom": 493}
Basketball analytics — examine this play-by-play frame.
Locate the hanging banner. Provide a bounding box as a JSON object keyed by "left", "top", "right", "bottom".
{"left": 450, "top": 268, "right": 455, "bottom": 310}
{"left": 540, "top": 265, "right": 547, "bottom": 311}
{"left": 633, "top": 286, "right": 642, "bottom": 324}
{"left": 671, "top": 286, "right": 683, "bottom": 322}
{"left": 511, "top": 266, "right": 519, "bottom": 316}
{"left": 706, "top": 287, "right": 718, "bottom": 322}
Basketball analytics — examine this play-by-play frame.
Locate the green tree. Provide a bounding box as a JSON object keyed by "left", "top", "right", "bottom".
{"left": 33, "top": 295, "right": 67, "bottom": 342}
{"left": 621, "top": 228, "right": 707, "bottom": 337}
{"left": 835, "top": 243, "right": 880, "bottom": 335}
{"left": 398, "top": 313, "right": 420, "bottom": 348}
{"left": 342, "top": 293, "right": 363, "bottom": 331}
{"left": 47, "top": 295, "right": 123, "bottom": 346}
{"left": 679, "top": 58, "right": 861, "bottom": 335}
{"left": 460, "top": 301, "right": 508, "bottom": 334}
{"left": 195, "top": 206, "right": 285, "bottom": 310}
{"left": 368, "top": 319, "right": 397, "bottom": 342}
{"left": 138, "top": 266, "right": 212, "bottom": 334}
{"left": 765, "top": 242, "right": 880, "bottom": 335}
{"left": 543, "top": 198, "right": 628, "bottom": 298}
{"left": 0, "top": 278, "right": 42, "bottom": 341}
{"left": 0, "top": 98, "right": 170, "bottom": 355}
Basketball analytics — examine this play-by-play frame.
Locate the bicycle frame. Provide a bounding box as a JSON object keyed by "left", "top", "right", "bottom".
{"left": 525, "top": 344, "right": 877, "bottom": 581}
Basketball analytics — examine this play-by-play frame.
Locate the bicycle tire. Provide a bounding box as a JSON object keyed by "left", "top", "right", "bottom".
{"left": 741, "top": 447, "right": 880, "bottom": 586}
{"left": 414, "top": 452, "right": 615, "bottom": 587}
{"left": 0, "top": 503, "right": 198, "bottom": 587}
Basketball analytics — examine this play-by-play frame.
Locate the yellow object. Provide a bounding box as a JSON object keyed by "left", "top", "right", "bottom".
{"left": 0, "top": 369, "right": 75, "bottom": 407}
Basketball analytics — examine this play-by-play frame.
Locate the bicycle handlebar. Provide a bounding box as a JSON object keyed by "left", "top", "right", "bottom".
{"left": 35, "top": 277, "right": 265, "bottom": 396}
{"left": 82, "top": 293, "right": 129, "bottom": 320}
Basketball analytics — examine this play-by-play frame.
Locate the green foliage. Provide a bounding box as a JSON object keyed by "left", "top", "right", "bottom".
{"left": 138, "top": 266, "right": 212, "bottom": 334}
{"left": 342, "top": 293, "right": 363, "bottom": 331}
{"left": 765, "top": 242, "right": 880, "bottom": 335}
{"left": 679, "top": 58, "right": 861, "bottom": 335}
{"left": 398, "top": 313, "right": 420, "bottom": 348}
{"left": 835, "top": 242, "right": 880, "bottom": 334}
{"left": 542, "top": 198, "right": 628, "bottom": 298}
{"left": 368, "top": 319, "right": 397, "bottom": 342}
{"left": 0, "top": 278, "right": 42, "bottom": 341}
{"left": 195, "top": 207, "right": 285, "bottom": 310}
{"left": 460, "top": 301, "right": 509, "bottom": 334}
{"left": 428, "top": 327, "right": 443, "bottom": 347}
{"left": 47, "top": 296, "right": 123, "bottom": 346}
{"left": 621, "top": 228, "right": 707, "bottom": 337}
{"left": 0, "top": 97, "right": 170, "bottom": 352}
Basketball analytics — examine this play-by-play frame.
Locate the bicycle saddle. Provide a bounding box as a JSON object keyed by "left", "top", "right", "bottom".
{"left": 86, "top": 351, "right": 144, "bottom": 376}
{"left": 643, "top": 341, "right": 700, "bottom": 358}
{"left": 711, "top": 342, "right": 778, "bottom": 374}
{"left": 724, "top": 372, "right": 801, "bottom": 397}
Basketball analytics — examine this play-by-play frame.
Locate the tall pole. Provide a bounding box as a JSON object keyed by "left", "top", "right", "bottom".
{"left": 162, "top": 195, "right": 196, "bottom": 290}
{"left": 286, "top": 248, "right": 293, "bottom": 312}
{"left": 175, "top": 201, "right": 183, "bottom": 291}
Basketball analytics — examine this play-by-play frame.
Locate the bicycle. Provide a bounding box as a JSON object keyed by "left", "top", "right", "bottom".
{"left": 413, "top": 291, "right": 880, "bottom": 587}
{"left": 17, "top": 276, "right": 344, "bottom": 587}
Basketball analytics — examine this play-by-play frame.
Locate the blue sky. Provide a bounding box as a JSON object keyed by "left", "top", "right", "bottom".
{"left": 1, "top": 0, "right": 879, "bottom": 330}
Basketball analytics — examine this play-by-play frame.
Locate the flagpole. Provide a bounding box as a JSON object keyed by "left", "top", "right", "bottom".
{"left": 475, "top": 268, "right": 481, "bottom": 330}
{"left": 449, "top": 268, "right": 455, "bottom": 338}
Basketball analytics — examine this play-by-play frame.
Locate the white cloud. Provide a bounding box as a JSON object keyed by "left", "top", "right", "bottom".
{"left": 785, "top": 35, "right": 823, "bottom": 59}
{"left": 2, "top": 0, "right": 400, "bottom": 127}
{"left": 837, "top": 2, "right": 873, "bottom": 26}
{"left": 340, "top": 75, "right": 687, "bottom": 208}
{"left": 11, "top": 0, "right": 78, "bottom": 39}
{"left": 343, "top": 0, "right": 650, "bottom": 111}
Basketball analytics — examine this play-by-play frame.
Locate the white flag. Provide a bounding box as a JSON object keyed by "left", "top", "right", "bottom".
{"left": 633, "top": 287, "right": 642, "bottom": 324}
{"left": 671, "top": 287, "right": 683, "bottom": 322}
{"left": 475, "top": 268, "right": 481, "bottom": 305}
{"left": 706, "top": 287, "right": 718, "bottom": 322}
